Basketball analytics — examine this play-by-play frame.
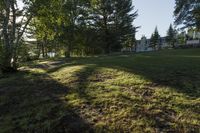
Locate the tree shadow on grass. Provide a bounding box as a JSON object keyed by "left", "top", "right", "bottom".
{"left": 72, "top": 66, "right": 95, "bottom": 99}
{"left": 48, "top": 53, "right": 200, "bottom": 97}
{"left": 2, "top": 50, "right": 199, "bottom": 132}
{"left": 44, "top": 53, "right": 200, "bottom": 132}
{"left": 65, "top": 64, "right": 200, "bottom": 132}
{"left": 81, "top": 54, "right": 200, "bottom": 99}
{"left": 0, "top": 71, "right": 94, "bottom": 133}
{"left": 94, "top": 54, "right": 200, "bottom": 131}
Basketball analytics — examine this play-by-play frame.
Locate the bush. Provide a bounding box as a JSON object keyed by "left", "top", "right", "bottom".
{"left": 17, "top": 42, "right": 39, "bottom": 62}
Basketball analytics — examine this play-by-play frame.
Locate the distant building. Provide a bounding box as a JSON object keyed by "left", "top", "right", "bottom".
{"left": 136, "top": 30, "right": 200, "bottom": 52}
{"left": 136, "top": 36, "right": 152, "bottom": 52}
{"left": 187, "top": 29, "right": 200, "bottom": 40}
{"left": 121, "top": 30, "right": 200, "bottom": 53}
{"left": 186, "top": 40, "right": 200, "bottom": 46}
{"left": 136, "top": 36, "right": 169, "bottom": 52}
{"left": 185, "top": 29, "right": 200, "bottom": 46}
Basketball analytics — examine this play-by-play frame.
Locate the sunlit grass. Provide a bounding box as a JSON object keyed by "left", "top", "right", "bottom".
{"left": 0, "top": 48, "right": 200, "bottom": 132}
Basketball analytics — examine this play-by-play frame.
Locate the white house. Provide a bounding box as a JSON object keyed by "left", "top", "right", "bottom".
{"left": 186, "top": 29, "right": 200, "bottom": 46}
{"left": 136, "top": 36, "right": 152, "bottom": 52}
{"left": 121, "top": 30, "right": 200, "bottom": 53}
{"left": 187, "top": 29, "right": 200, "bottom": 39}
{"left": 136, "top": 36, "right": 169, "bottom": 52}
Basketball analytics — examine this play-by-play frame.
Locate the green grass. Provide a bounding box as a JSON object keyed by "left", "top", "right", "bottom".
{"left": 0, "top": 48, "right": 200, "bottom": 133}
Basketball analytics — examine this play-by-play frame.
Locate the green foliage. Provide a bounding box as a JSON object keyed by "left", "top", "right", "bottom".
{"left": 176, "top": 32, "right": 186, "bottom": 45}
{"left": 166, "top": 24, "right": 177, "bottom": 48}
{"left": 193, "top": 6, "right": 200, "bottom": 29}
{"left": 150, "top": 27, "right": 160, "bottom": 50}
{"left": 0, "top": 0, "right": 35, "bottom": 71}
{"left": 91, "top": 0, "right": 138, "bottom": 53}
{"left": 32, "top": 0, "right": 138, "bottom": 56}
{"left": 174, "top": 0, "right": 200, "bottom": 30}
{"left": 17, "top": 41, "right": 39, "bottom": 62}
{"left": 1, "top": 0, "right": 138, "bottom": 70}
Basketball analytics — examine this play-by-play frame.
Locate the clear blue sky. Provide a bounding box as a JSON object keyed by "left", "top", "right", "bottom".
{"left": 133, "top": 0, "right": 175, "bottom": 39}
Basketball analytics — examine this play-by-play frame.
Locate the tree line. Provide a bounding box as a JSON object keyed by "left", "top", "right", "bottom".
{"left": 0, "top": 0, "right": 138, "bottom": 72}
{"left": 144, "top": 0, "right": 200, "bottom": 50}
{"left": 148, "top": 24, "right": 176, "bottom": 50}
{"left": 0, "top": 0, "right": 199, "bottom": 72}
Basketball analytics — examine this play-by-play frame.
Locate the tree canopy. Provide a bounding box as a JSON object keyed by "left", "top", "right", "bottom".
{"left": 174, "top": 0, "right": 200, "bottom": 30}
{"left": 0, "top": 0, "right": 138, "bottom": 72}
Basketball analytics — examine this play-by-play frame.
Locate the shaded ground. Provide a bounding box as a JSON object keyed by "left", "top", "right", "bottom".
{"left": 0, "top": 49, "right": 200, "bottom": 133}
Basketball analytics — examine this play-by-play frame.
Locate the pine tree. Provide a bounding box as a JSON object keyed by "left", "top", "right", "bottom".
{"left": 113, "top": 0, "right": 138, "bottom": 52}
{"left": 166, "top": 24, "right": 176, "bottom": 48}
{"left": 150, "top": 27, "right": 160, "bottom": 50}
{"left": 92, "top": 0, "right": 137, "bottom": 53}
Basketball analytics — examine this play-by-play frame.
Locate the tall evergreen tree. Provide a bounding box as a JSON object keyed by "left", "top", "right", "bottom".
{"left": 60, "top": 0, "right": 92, "bottom": 57}
{"left": 113, "top": 0, "right": 138, "bottom": 52}
{"left": 91, "top": 0, "right": 116, "bottom": 53}
{"left": 91, "top": 0, "right": 137, "bottom": 53}
{"left": 166, "top": 24, "right": 176, "bottom": 48}
{"left": 150, "top": 27, "right": 160, "bottom": 50}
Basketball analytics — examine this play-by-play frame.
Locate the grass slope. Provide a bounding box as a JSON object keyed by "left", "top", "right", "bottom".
{"left": 0, "top": 49, "right": 200, "bottom": 133}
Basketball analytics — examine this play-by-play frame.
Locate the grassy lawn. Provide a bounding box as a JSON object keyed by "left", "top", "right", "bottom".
{"left": 0, "top": 49, "right": 200, "bottom": 133}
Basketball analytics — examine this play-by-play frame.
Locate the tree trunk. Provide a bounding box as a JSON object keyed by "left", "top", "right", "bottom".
{"left": 103, "top": 14, "right": 111, "bottom": 54}
{"left": 36, "top": 41, "right": 41, "bottom": 58}
{"left": 65, "top": 45, "right": 71, "bottom": 58}
{"left": 12, "top": 56, "right": 18, "bottom": 70}
{"left": 11, "top": 1, "right": 17, "bottom": 70}
{"left": 44, "top": 35, "right": 48, "bottom": 58}
{"left": 41, "top": 42, "right": 45, "bottom": 58}
{"left": 45, "top": 46, "right": 48, "bottom": 58}
{"left": 1, "top": 1, "right": 32, "bottom": 72}
{"left": 134, "top": 43, "right": 137, "bottom": 52}
{"left": 105, "top": 43, "right": 111, "bottom": 54}
{"left": 2, "top": 0, "right": 13, "bottom": 72}
{"left": 65, "top": 27, "right": 74, "bottom": 58}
